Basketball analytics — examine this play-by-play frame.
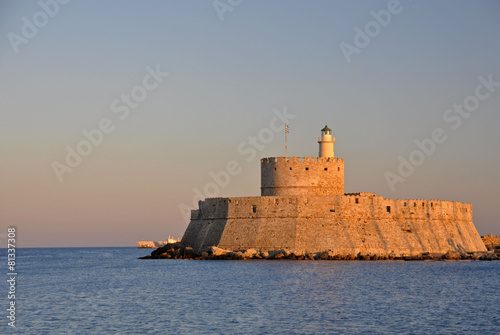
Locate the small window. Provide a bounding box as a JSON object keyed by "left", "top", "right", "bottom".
{"left": 431, "top": 203, "right": 433, "bottom": 207}
{"left": 324, "top": 168, "right": 328, "bottom": 171}
{"left": 338, "top": 167, "right": 340, "bottom": 171}
{"left": 252, "top": 205, "right": 257, "bottom": 213}
{"left": 289, "top": 167, "right": 292, "bottom": 170}
{"left": 422, "top": 202, "right": 425, "bottom": 207}
{"left": 236, "top": 200, "right": 239, "bottom": 205}
{"left": 387, "top": 206, "right": 391, "bottom": 213}
{"left": 404, "top": 202, "right": 407, "bottom": 207}
{"left": 274, "top": 167, "right": 276, "bottom": 171}
{"left": 355, "top": 198, "right": 359, "bottom": 204}
{"left": 413, "top": 202, "right": 416, "bottom": 207}
{"left": 305, "top": 167, "right": 309, "bottom": 171}
{"left": 275, "top": 199, "right": 279, "bottom": 205}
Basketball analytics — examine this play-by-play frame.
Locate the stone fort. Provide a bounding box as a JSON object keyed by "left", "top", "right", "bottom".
{"left": 181, "top": 125, "right": 486, "bottom": 256}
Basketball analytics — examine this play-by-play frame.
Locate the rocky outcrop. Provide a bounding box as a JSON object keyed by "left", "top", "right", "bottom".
{"left": 140, "top": 243, "right": 500, "bottom": 261}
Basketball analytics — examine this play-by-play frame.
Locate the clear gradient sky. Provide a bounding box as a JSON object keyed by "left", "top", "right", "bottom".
{"left": 1, "top": 0, "right": 499, "bottom": 247}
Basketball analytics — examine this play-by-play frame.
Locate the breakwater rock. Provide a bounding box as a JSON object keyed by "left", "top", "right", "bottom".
{"left": 139, "top": 242, "right": 500, "bottom": 261}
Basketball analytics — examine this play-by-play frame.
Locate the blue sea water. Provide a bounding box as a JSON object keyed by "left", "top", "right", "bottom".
{"left": 2, "top": 247, "right": 499, "bottom": 334}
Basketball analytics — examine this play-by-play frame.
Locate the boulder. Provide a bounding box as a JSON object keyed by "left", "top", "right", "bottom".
{"left": 183, "top": 247, "right": 196, "bottom": 259}
{"left": 319, "top": 252, "right": 329, "bottom": 260}
{"left": 210, "top": 246, "right": 231, "bottom": 257}
{"left": 243, "top": 249, "right": 258, "bottom": 259}
{"left": 234, "top": 251, "right": 245, "bottom": 260}
{"left": 283, "top": 249, "right": 293, "bottom": 258}
{"left": 444, "top": 251, "right": 461, "bottom": 260}
{"left": 357, "top": 253, "right": 371, "bottom": 260}
{"left": 268, "top": 250, "right": 285, "bottom": 259}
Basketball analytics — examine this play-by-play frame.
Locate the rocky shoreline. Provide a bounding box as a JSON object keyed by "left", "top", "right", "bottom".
{"left": 140, "top": 242, "right": 500, "bottom": 261}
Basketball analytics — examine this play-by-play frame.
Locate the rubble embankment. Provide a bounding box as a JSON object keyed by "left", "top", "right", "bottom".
{"left": 140, "top": 242, "right": 500, "bottom": 261}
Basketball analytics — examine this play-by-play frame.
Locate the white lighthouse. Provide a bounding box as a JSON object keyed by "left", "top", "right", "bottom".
{"left": 317, "top": 125, "right": 335, "bottom": 157}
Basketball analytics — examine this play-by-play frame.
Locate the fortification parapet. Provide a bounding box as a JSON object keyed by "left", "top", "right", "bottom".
{"left": 261, "top": 156, "right": 344, "bottom": 197}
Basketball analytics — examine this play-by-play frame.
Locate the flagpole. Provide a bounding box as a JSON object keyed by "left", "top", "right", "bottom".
{"left": 285, "top": 123, "right": 288, "bottom": 158}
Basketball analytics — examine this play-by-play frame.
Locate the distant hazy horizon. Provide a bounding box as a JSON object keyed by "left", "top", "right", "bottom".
{"left": 1, "top": 0, "right": 499, "bottom": 247}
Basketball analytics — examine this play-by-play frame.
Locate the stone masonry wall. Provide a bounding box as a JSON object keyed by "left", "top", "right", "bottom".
{"left": 294, "top": 194, "right": 484, "bottom": 255}
{"left": 261, "top": 157, "right": 344, "bottom": 197}
{"left": 181, "top": 194, "right": 487, "bottom": 255}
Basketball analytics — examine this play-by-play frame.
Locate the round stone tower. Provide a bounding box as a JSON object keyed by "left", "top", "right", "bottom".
{"left": 261, "top": 125, "right": 344, "bottom": 197}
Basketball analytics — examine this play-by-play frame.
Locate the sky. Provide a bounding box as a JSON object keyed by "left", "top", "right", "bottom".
{"left": 0, "top": 0, "right": 499, "bottom": 247}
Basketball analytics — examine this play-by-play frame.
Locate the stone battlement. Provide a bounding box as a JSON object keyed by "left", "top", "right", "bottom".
{"left": 261, "top": 156, "right": 343, "bottom": 164}
{"left": 344, "top": 192, "right": 377, "bottom": 197}
{"left": 191, "top": 194, "right": 472, "bottom": 221}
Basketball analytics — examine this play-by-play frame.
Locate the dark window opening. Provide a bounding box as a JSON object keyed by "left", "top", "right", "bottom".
{"left": 404, "top": 202, "right": 407, "bottom": 206}
{"left": 413, "top": 202, "right": 416, "bottom": 207}
{"left": 305, "top": 167, "right": 309, "bottom": 171}
{"left": 289, "top": 167, "right": 292, "bottom": 170}
{"left": 355, "top": 198, "right": 359, "bottom": 204}
{"left": 324, "top": 168, "right": 328, "bottom": 171}
{"left": 431, "top": 203, "right": 433, "bottom": 207}
{"left": 387, "top": 206, "right": 391, "bottom": 213}
{"left": 338, "top": 167, "right": 340, "bottom": 171}
{"left": 422, "top": 202, "right": 425, "bottom": 207}
{"left": 274, "top": 167, "right": 276, "bottom": 171}
{"left": 252, "top": 205, "right": 257, "bottom": 213}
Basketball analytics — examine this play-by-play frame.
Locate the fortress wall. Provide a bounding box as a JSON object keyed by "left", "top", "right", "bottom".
{"left": 293, "top": 195, "right": 485, "bottom": 255}
{"left": 181, "top": 215, "right": 227, "bottom": 253}
{"left": 180, "top": 198, "right": 230, "bottom": 252}
{"left": 219, "top": 196, "right": 299, "bottom": 250}
{"left": 218, "top": 218, "right": 297, "bottom": 251}
{"left": 182, "top": 197, "right": 300, "bottom": 252}
{"left": 227, "top": 196, "right": 298, "bottom": 219}
{"left": 294, "top": 217, "right": 485, "bottom": 255}
{"left": 261, "top": 157, "right": 344, "bottom": 196}
{"left": 182, "top": 194, "right": 486, "bottom": 254}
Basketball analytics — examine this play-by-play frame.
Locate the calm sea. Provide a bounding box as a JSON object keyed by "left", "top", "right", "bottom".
{"left": 2, "top": 247, "right": 499, "bottom": 334}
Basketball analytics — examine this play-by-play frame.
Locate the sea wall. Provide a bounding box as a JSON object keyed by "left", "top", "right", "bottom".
{"left": 181, "top": 194, "right": 487, "bottom": 255}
